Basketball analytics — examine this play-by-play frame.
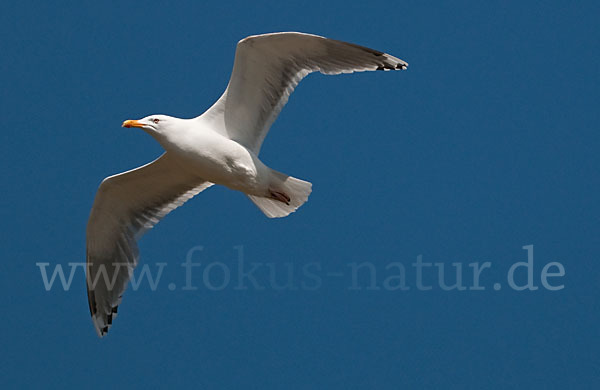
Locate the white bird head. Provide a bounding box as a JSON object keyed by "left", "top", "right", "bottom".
{"left": 122, "top": 114, "right": 195, "bottom": 154}
{"left": 122, "top": 114, "right": 173, "bottom": 136}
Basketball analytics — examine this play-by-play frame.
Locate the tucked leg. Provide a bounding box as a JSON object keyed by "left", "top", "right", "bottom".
{"left": 269, "top": 189, "right": 290, "bottom": 205}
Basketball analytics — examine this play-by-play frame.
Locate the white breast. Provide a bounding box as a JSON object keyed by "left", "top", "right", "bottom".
{"left": 165, "top": 125, "right": 269, "bottom": 193}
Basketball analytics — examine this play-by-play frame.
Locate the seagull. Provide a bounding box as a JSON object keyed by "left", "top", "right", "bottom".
{"left": 86, "top": 32, "right": 407, "bottom": 337}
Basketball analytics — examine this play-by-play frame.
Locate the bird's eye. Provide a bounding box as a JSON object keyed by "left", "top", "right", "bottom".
{"left": 152, "top": 118, "right": 160, "bottom": 124}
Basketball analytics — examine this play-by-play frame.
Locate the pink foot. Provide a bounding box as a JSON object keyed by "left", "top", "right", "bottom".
{"left": 269, "top": 190, "right": 290, "bottom": 205}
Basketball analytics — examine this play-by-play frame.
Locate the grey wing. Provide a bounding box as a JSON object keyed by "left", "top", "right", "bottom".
{"left": 86, "top": 152, "right": 213, "bottom": 337}
{"left": 200, "top": 32, "right": 408, "bottom": 154}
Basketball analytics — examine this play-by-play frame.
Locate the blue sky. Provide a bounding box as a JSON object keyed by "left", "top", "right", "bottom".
{"left": 1, "top": 0, "right": 599, "bottom": 388}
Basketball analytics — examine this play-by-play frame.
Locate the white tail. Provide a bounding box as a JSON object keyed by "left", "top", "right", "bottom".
{"left": 248, "top": 170, "right": 312, "bottom": 218}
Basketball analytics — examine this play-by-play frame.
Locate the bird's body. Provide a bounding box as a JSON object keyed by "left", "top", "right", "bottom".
{"left": 86, "top": 32, "right": 407, "bottom": 337}
{"left": 152, "top": 117, "right": 268, "bottom": 195}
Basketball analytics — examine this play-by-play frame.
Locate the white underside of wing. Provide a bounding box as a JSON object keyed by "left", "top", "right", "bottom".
{"left": 86, "top": 153, "right": 212, "bottom": 337}
{"left": 200, "top": 32, "right": 407, "bottom": 154}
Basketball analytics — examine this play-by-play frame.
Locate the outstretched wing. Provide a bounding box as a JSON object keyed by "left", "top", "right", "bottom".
{"left": 86, "top": 152, "right": 213, "bottom": 337}
{"left": 200, "top": 32, "right": 407, "bottom": 154}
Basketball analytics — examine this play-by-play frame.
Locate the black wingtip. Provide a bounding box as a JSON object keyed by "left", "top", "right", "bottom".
{"left": 376, "top": 59, "right": 408, "bottom": 72}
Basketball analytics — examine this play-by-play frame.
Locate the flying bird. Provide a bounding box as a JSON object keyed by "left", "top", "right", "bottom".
{"left": 86, "top": 32, "right": 407, "bottom": 337}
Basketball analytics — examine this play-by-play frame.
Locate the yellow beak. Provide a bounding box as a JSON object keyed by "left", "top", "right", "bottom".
{"left": 122, "top": 119, "right": 144, "bottom": 128}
